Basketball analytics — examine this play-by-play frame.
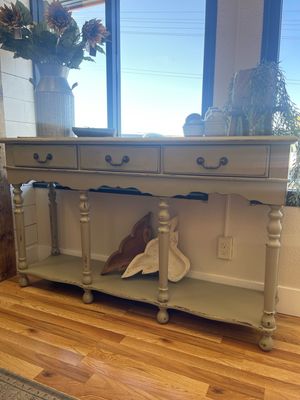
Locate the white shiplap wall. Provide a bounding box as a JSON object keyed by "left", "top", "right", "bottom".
{"left": 0, "top": 52, "right": 36, "bottom": 137}
{"left": 0, "top": 0, "right": 38, "bottom": 261}
{"left": 0, "top": 0, "right": 36, "bottom": 138}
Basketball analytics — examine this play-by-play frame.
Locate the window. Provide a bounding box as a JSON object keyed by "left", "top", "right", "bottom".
{"left": 261, "top": 0, "right": 300, "bottom": 109}
{"left": 119, "top": 0, "right": 206, "bottom": 136}
{"left": 33, "top": 0, "right": 217, "bottom": 136}
{"left": 279, "top": 0, "right": 300, "bottom": 109}
{"left": 68, "top": 3, "right": 107, "bottom": 128}
{"left": 261, "top": 0, "right": 300, "bottom": 198}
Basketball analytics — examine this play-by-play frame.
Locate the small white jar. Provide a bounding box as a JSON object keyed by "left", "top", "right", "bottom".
{"left": 204, "top": 107, "right": 227, "bottom": 136}
{"left": 183, "top": 113, "right": 204, "bottom": 137}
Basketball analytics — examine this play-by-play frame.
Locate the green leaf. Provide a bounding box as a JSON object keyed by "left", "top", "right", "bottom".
{"left": 32, "top": 22, "right": 49, "bottom": 36}
{"left": 15, "top": 0, "right": 32, "bottom": 25}
{"left": 83, "top": 56, "right": 95, "bottom": 62}
{"left": 67, "top": 45, "right": 84, "bottom": 69}
{"left": 59, "top": 21, "right": 80, "bottom": 48}
{"left": 95, "top": 44, "right": 105, "bottom": 54}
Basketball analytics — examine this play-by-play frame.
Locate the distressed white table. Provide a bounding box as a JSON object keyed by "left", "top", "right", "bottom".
{"left": 1, "top": 136, "right": 296, "bottom": 350}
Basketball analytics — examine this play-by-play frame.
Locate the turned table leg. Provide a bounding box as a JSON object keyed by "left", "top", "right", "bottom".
{"left": 12, "top": 184, "right": 29, "bottom": 287}
{"left": 259, "top": 205, "right": 283, "bottom": 351}
{"left": 48, "top": 183, "right": 60, "bottom": 256}
{"left": 79, "top": 191, "right": 93, "bottom": 304}
{"left": 157, "top": 198, "right": 170, "bottom": 324}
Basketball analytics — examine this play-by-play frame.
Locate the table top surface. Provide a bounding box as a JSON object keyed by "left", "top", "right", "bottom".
{"left": 0, "top": 135, "right": 297, "bottom": 145}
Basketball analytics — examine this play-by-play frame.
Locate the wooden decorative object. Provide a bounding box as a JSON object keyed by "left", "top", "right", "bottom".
{"left": 122, "top": 216, "right": 191, "bottom": 283}
{"left": 101, "top": 212, "right": 153, "bottom": 275}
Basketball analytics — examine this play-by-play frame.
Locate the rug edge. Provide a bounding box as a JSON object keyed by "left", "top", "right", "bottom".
{"left": 0, "top": 367, "right": 78, "bottom": 400}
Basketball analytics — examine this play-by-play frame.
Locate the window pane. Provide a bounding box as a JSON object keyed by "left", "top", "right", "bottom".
{"left": 69, "top": 3, "right": 107, "bottom": 128}
{"left": 280, "top": 0, "right": 300, "bottom": 109}
{"left": 120, "top": 0, "right": 206, "bottom": 136}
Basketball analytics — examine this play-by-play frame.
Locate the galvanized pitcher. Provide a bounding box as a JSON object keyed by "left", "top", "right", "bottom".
{"left": 34, "top": 64, "right": 75, "bottom": 137}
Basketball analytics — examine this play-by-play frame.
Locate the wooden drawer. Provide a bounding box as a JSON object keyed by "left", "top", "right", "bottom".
{"left": 79, "top": 145, "right": 160, "bottom": 173}
{"left": 163, "top": 145, "right": 270, "bottom": 177}
{"left": 9, "top": 145, "right": 77, "bottom": 169}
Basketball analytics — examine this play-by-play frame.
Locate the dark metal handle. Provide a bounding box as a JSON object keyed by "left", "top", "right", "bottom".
{"left": 105, "top": 154, "right": 130, "bottom": 167}
{"left": 33, "top": 153, "right": 53, "bottom": 164}
{"left": 196, "top": 156, "right": 228, "bottom": 170}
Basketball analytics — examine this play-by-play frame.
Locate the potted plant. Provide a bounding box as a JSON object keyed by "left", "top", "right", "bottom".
{"left": 0, "top": 0, "right": 108, "bottom": 137}
{"left": 226, "top": 61, "right": 300, "bottom": 204}
{"left": 226, "top": 62, "right": 299, "bottom": 136}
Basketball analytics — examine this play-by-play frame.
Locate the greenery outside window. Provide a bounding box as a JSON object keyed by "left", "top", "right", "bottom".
{"left": 261, "top": 0, "right": 300, "bottom": 204}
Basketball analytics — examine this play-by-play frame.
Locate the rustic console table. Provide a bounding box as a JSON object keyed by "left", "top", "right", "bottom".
{"left": 1, "top": 136, "right": 296, "bottom": 351}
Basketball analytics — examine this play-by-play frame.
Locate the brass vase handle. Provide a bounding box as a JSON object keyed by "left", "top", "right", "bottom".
{"left": 33, "top": 153, "right": 53, "bottom": 164}
{"left": 105, "top": 154, "right": 130, "bottom": 167}
{"left": 196, "top": 156, "right": 228, "bottom": 170}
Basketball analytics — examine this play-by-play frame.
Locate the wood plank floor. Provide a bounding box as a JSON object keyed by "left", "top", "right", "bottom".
{"left": 0, "top": 277, "right": 299, "bottom": 399}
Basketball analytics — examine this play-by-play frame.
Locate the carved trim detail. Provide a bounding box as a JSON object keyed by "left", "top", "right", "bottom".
{"left": 12, "top": 184, "right": 28, "bottom": 271}
{"left": 80, "top": 191, "right": 92, "bottom": 285}
{"left": 266, "top": 205, "right": 283, "bottom": 249}
{"left": 158, "top": 198, "right": 170, "bottom": 303}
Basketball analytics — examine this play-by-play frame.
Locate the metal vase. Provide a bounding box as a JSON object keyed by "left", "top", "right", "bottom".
{"left": 35, "top": 64, "right": 75, "bottom": 137}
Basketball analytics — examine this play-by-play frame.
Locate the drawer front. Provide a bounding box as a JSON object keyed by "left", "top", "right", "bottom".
{"left": 11, "top": 145, "right": 77, "bottom": 169}
{"left": 79, "top": 145, "right": 160, "bottom": 173}
{"left": 163, "top": 145, "right": 270, "bottom": 177}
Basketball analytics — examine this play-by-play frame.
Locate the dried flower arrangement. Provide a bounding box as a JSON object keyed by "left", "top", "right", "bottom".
{"left": 0, "top": 0, "right": 108, "bottom": 68}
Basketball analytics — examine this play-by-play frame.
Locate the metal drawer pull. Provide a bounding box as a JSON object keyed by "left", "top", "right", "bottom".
{"left": 33, "top": 153, "right": 53, "bottom": 163}
{"left": 196, "top": 156, "right": 228, "bottom": 170}
{"left": 105, "top": 154, "right": 130, "bottom": 167}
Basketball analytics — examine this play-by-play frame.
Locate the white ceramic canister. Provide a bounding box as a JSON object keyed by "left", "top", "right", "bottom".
{"left": 204, "top": 107, "right": 227, "bottom": 136}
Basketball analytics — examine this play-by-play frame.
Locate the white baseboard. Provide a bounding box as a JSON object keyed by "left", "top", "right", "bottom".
{"left": 37, "top": 245, "right": 107, "bottom": 263}
{"left": 188, "top": 270, "right": 264, "bottom": 291}
{"left": 35, "top": 245, "right": 300, "bottom": 317}
{"left": 188, "top": 270, "right": 300, "bottom": 317}
{"left": 60, "top": 247, "right": 107, "bottom": 262}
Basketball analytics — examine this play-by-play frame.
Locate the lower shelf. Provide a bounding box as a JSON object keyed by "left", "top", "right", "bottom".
{"left": 24, "top": 254, "right": 264, "bottom": 330}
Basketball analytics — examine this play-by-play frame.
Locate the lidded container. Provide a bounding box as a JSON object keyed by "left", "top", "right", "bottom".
{"left": 183, "top": 113, "right": 204, "bottom": 137}
{"left": 204, "top": 107, "right": 227, "bottom": 136}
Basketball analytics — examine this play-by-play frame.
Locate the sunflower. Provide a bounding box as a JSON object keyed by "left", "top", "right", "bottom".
{"left": 0, "top": 3, "right": 22, "bottom": 38}
{"left": 0, "top": 3, "right": 22, "bottom": 28}
{"left": 46, "top": 1, "right": 72, "bottom": 34}
{"left": 82, "top": 18, "right": 108, "bottom": 54}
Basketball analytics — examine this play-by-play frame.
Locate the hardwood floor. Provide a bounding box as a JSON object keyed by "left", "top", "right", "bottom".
{"left": 0, "top": 277, "right": 299, "bottom": 399}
